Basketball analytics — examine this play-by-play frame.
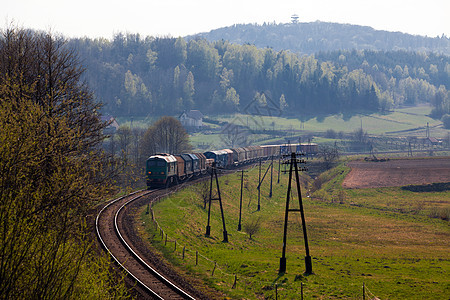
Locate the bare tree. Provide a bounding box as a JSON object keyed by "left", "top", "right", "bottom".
{"left": 318, "top": 145, "right": 340, "bottom": 169}
{"left": 221, "top": 122, "right": 249, "bottom": 148}
{"left": 194, "top": 180, "right": 210, "bottom": 209}
{"left": 140, "top": 116, "right": 192, "bottom": 156}
{"left": 117, "top": 126, "right": 132, "bottom": 160}
{"left": 243, "top": 216, "right": 262, "bottom": 240}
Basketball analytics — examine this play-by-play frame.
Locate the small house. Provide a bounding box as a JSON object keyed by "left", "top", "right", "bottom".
{"left": 179, "top": 110, "right": 203, "bottom": 129}
{"left": 423, "top": 137, "right": 440, "bottom": 147}
{"left": 101, "top": 115, "right": 120, "bottom": 134}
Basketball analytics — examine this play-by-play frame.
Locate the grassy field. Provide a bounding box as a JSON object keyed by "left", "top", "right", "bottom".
{"left": 213, "top": 106, "right": 443, "bottom": 135}
{"left": 188, "top": 106, "right": 448, "bottom": 150}
{"left": 110, "top": 106, "right": 448, "bottom": 152}
{"left": 137, "top": 160, "right": 450, "bottom": 299}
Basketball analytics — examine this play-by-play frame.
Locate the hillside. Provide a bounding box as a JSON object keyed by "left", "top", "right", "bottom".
{"left": 140, "top": 161, "right": 450, "bottom": 299}
{"left": 191, "top": 21, "right": 450, "bottom": 55}
{"left": 69, "top": 34, "right": 450, "bottom": 119}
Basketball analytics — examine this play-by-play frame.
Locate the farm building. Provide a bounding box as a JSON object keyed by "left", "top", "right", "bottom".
{"left": 179, "top": 110, "right": 203, "bottom": 129}
{"left": 423, "top": 137, "right": 441, "bottom": 147}
{"left": 101, "top": 115, "right": 119, "bottom": 134}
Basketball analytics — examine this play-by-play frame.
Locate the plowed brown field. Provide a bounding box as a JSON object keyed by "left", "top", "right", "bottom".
{"left": 342, "top": 158, "right": 450, "bottom": 188}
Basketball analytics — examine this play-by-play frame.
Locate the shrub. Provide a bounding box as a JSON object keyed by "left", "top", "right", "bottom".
{"left": 428, "top": 207, "right": 450, "bottom": 221}
{"left": 325, "top": 129, "right": 337, "bottom": 139}
{"left": 441, "top": 114, "right": 450, "bottom": 129}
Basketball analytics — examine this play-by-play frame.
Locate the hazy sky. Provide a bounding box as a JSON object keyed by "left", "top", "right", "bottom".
{"left": 2, "top": 0, "right": 449, "bottom": 39}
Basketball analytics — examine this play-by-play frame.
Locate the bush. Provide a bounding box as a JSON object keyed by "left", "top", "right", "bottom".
{"left": 428, "top": 207, "right": 450, "bottom": 221}
{"left": 442, "top": 114, "right": 450, "bottom": 129}
{"left": 243, "top": 216, "right": 262, "bottom": 239}
{"left": 325, "top": 129, "right": 337, "bottom": 139}
{"left": 312, "top": 189, "right": 332, "bottom": 202}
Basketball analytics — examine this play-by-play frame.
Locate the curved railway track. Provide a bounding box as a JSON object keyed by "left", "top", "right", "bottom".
{"left": 96, "top": 189, "right": 196, "bottom": 299}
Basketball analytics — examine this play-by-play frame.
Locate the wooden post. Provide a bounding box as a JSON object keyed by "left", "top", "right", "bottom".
{"left": 182, "top": 246, "right": 185, "bottom": 259}
{"left": 196, "top": 251, "right": 198, "bottom": 265}
{"left": 301, "top": 282, "right": 303, "bottom": 300}
{"left": 363, "top": 282, "right": 365, "bottom": 300}
{"left": 205, "top": 162, "right": 228, "bottom": 242}
{"left": 279, "top": 152, "right": 312, "bottom": 274}
{"left": 238, "top": 169, "right": 244, "bottom": 231}
{"left": 257, "top": 159, "right": 261, "bottom": 211}
{"left": 277, "top": 155, "right": 281, "bottom": 184}
{"left": 165, "top": 233, "right": 167, "bottom": 245}
{"left": 205, "top": 164, "right": 214, "bottom": 236}
{"left": 212, "top": 262, "right": 216, "bottom": 276}
{"left": 269, "top": 155, "right": 274, "bottom": 197}
{"left": 279, "top": 154, "right": 293, "bottom": 273}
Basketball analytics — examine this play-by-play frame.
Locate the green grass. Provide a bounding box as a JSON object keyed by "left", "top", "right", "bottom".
{"left": 212, "top": 106, "right": 443, "bottom": 136}
{"left": 137, "top": 160, "right": 450, "bottom": 299}
{"left": 187, "top": 105, "right": 448, "bottom": 151}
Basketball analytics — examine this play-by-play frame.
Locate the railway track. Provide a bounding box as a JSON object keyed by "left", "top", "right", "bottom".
{"left": 95, "top": 190, "right": 196, "bottom": 299}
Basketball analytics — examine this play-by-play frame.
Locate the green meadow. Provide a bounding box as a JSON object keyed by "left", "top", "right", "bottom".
{"left": 190, "top": 106, "right": 448, "bottom": 150}
{"left": 138, "top": 160, "right": 450, "bottom": 299}
{"left": 112, "top": 106, "right": 448, "bottom": 152}
{"left": 213, "top": 106, "right": 442, "bottom": 135}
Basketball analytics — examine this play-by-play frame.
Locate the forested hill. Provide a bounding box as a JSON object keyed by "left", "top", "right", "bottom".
{"left": 191, "top": 22, "right": 450, "bottom": 55}
{"left": 68, "top": 34, "right": 450, "bottom": 119}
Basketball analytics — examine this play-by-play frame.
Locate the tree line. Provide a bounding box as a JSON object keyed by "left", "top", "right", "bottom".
{"left": 68, "top": 34, "right": 450, "bottom": 119}
{"left": 194, "top": 21, "right": 450, "bottom": 55}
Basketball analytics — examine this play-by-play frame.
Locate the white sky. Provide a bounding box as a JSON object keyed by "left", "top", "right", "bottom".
{"left": 2, "top": 0, "right": 449, "bottom": 39}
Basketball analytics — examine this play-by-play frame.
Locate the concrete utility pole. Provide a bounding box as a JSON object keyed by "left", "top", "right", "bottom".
{"left": 279, "top": 152, "right": 312, "bottom": 274}
{"left": 205, "top": 162, "right": 228, "bottom": 242}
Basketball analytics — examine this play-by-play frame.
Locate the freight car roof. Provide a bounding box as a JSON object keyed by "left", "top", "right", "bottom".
{"left": 205, "top": 150, "right": 228, "bottom": 155}
{"left": 178, "top": 154, "right": 193, "bottom": 162}
{"left": 186, "top": 153, "right": 199, "bottom": 160}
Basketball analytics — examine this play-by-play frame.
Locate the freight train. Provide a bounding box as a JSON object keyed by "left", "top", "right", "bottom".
{"left": 146, "top": 143, "right": 318, "bottom": 188}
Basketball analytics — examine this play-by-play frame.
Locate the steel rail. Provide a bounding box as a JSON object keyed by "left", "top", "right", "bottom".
{"left": 96, "top": 190, "right": 195, "bottom": 300}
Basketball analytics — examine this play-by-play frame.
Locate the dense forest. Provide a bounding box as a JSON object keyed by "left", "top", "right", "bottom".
{"left": 192, "top": 21, "right": 450, "bottom": 55}
{"left": 68, "top": 28, "right": 450, "bottom": 119}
